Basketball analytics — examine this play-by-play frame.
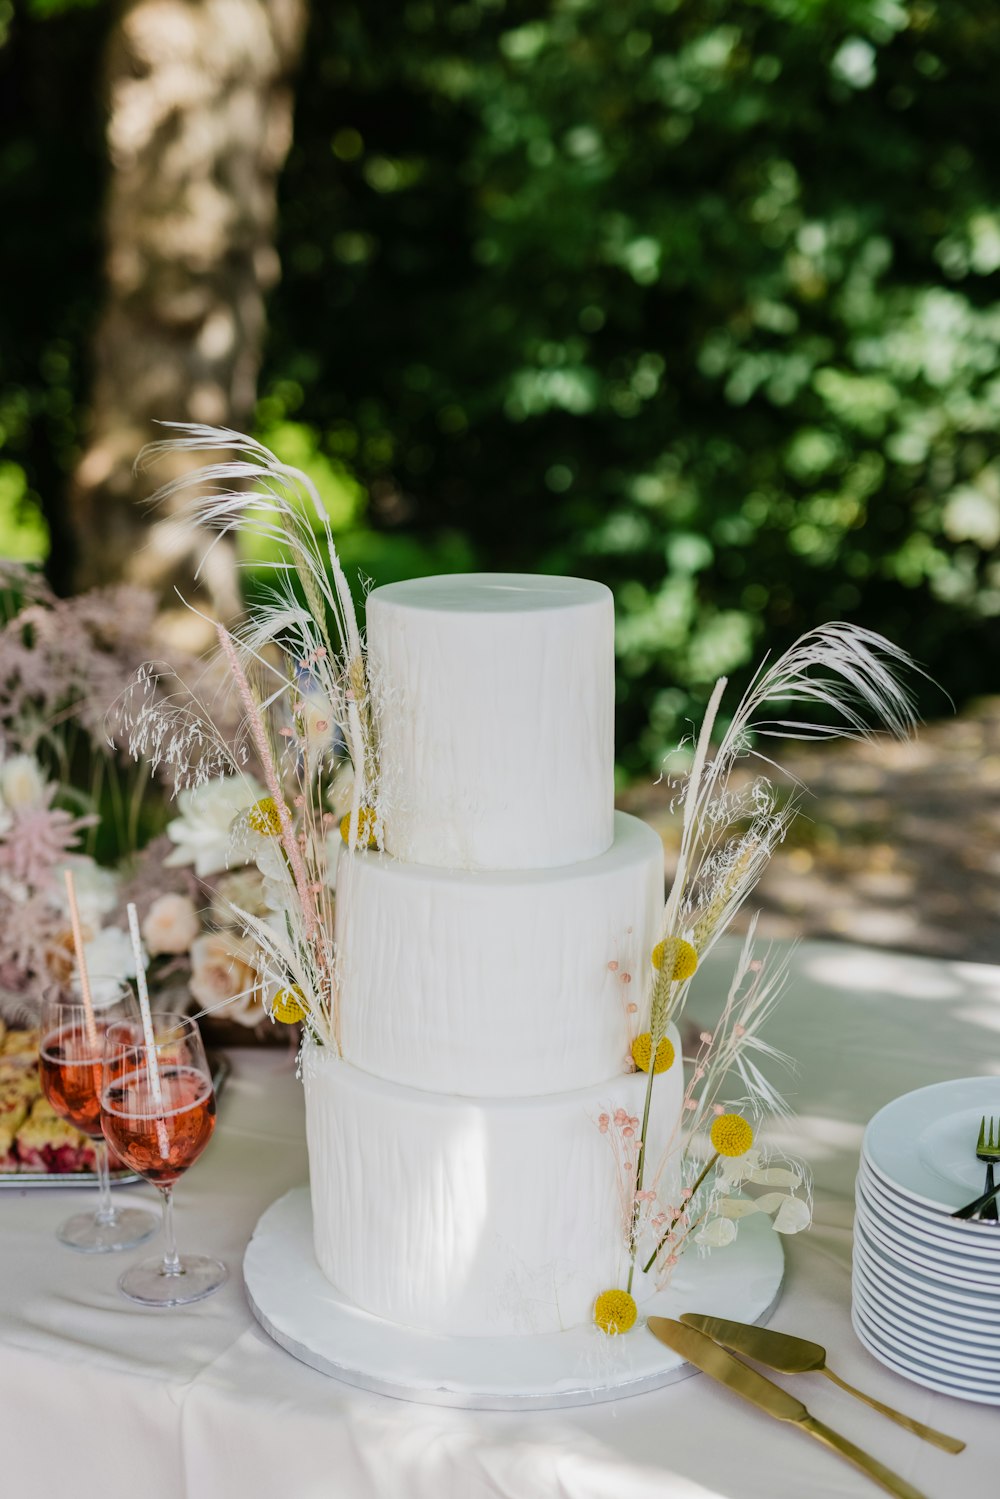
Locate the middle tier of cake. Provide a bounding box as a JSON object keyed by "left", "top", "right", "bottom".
{"left": 335, "top": 811, "right": 664, "bottom": 1096}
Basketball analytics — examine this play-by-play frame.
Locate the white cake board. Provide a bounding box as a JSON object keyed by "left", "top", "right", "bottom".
{"left": 244, "top": 1188, "right": 785, "bottom": 1410}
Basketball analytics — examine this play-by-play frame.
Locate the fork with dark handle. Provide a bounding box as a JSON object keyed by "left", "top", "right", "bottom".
{"left": 952, "top": 1116, "right": 1000, "bottom": 1220}
{"left": 952, "top": 1181, "right": 1000, "bottom": 1220}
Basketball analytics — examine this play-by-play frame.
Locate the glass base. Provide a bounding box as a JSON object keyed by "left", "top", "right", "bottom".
{"left": 118, "top": 1253, "right": 228, "bottom": 1308}
{"left": 57, "top": 1206, "right": 159, "bottom": 1254}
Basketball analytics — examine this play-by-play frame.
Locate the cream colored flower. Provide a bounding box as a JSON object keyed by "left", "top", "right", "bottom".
{"left": 1, "top": 754, "right": 48, "bottom": 812}
{"left": 189, "top": 931, "right": 260, "bottom": 1024}
{"left": 165, "top": 775, "right": 266, "bottom": 877}
{"left": 211, "top": 867, "right": 271, "bottom": 926}
{"left": 142, "top": 893, "right": 201, "bottom": 957}
{"left": 83, "top": 926, "right": 143, "bottom": 1006}
{"left": 53, "top": 858, "right": 120, "bottom": 938}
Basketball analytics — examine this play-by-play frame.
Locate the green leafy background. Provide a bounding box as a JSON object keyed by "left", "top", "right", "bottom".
{"left": 2, "top": 0, "right": 998, "bottom": 769}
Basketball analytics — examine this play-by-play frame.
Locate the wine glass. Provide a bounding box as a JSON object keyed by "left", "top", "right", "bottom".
{"left": 101, "top": 1013, "right": 226, "bottom": 1307}
{"left": 38, "top": 986, "right": 158, "bottom": 1253}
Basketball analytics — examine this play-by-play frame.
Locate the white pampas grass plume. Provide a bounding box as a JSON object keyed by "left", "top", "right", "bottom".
{"left": 653, "top": 621, "right": 927, "bottom": 1027}
{"left": 136, "top": 423, "right": 378, "bottom": 829}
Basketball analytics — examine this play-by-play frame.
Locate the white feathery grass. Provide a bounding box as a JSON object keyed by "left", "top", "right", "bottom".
{"left": 662, "top": 675, "right": 726, "bottom": 940}
{"left": 634, "top": 620, "right": 929, "bottom": 1287}
{"left": 226, "top": 901, "right": 335, "bottom": 1048}
{"left": 137, "top": 423, "right": 377, "bottom": 836}
{"left": 108, "top": 661, "right": 245, "bottom": 792}
{"left": 120, "top": 423, "right": 377, "bottom": 1045}
{"left": 655, "top": 621, "right": 924, "bottom": 1030}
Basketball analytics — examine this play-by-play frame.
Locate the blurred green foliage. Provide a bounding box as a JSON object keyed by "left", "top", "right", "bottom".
{"left": 0, "top": 0, "right": 104, "bottom": 586}
{"left": 4, "top": 0, "right": 1000, "bottom": 768}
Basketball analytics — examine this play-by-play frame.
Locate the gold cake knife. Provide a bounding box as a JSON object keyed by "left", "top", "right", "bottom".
{"left": 680, "top": 1313, "right": 964, "bottom": 1453}
{"left": 648, "top": 1318, "right": 929, "bottom": 1499}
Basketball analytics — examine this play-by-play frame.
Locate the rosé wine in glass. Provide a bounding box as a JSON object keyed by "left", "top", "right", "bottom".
{"left": 39, "top": 989, "right": 157, "bottom": 1254}
{"left": 102, "top": 1064, "right": 216, "bottom": 1186}
{"left": 40, "top": 1036, "right": 103, "bottom": 1137}
{"left": 101, "top": 1013, "right": 226, "bottom": 1307}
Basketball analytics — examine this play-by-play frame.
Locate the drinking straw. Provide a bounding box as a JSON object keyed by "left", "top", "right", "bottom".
{"left": 126, "top": 902, "right": 170, "bottom": 1159}
{"left": 63, "top": 868, "right": 98, "bottom": 1054}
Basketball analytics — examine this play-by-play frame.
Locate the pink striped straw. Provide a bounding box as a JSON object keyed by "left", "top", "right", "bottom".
{"left": 63, "top": 868, "right": 98, "bottom": 1054}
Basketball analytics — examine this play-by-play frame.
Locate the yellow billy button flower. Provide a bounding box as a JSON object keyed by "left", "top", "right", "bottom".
{"left": 631, "top": 1032, "right": 676, "bottom": 1074}
{"left": 593, "top": 1288, "right": 637, "bottom": 1335}
{"left": 651, "top": 936, "right": 698, "bottom": 983}
{"left": 248, "top": 797, "right": 283, "bottom": 837}
{"left": 710, "top": 1113, "right": 754, "bottom": 1158}
{"left": 271, "top": 986, "right": 307, "bottom": 1025}
{"left": 340, "top": 807, "right": 380, "bottom": 849}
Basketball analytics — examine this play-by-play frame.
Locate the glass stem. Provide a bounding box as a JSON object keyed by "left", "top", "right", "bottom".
{"left": 94, "top": 1137, "right": 116, "bottom": 1225}
{"left": 160, "top": 1186, "right": 182, "bottom": 1276}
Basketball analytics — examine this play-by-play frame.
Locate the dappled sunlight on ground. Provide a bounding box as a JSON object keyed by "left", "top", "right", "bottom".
{"left": 621, "top": 699, "right": 1000, "bottom": 965}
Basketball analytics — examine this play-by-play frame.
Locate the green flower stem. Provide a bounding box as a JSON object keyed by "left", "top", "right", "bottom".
{"left": 625, "top": 1058, "right": 658, "bottom": 1295}
{"left": 625, "top": 968, "right": 677, "bottom": 1296}
{"left": 641, "top": 1151, "right": 719, "bottom": 1276}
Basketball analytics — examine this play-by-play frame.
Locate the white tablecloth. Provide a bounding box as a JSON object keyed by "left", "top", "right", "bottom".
{"left": 1, "top": 939, "right": 998, "bottom": 1498}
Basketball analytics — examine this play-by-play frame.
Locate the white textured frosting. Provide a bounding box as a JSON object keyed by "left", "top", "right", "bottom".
{"left": 304, "top": 1036, "right": 684, "bottom": 1337}
{"left": 367, "top": 574, "right": 615, "bottom": 871}
{"left": 336, "top": 812, "right": 664, "bottom": 1096}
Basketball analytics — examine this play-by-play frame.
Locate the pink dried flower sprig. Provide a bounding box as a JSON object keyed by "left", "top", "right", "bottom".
{"left": 0, "top": 569, "right": 160, "bottom": 753}
{"left": 597, "top": 1107, "right": 643, "bottom": 1244}
{"left": 0, "top": 792, "right": 96, "bottom": 892}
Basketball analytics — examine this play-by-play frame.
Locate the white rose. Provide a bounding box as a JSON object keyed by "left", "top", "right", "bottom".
{"left": 53, "top": 859, "right": 120, "bottom": 938}
{"left": 142, "top": 893, "right": 201, "bottom": 956}
{"left": 81, "top": 926, "right": 144, "bottom": 1007}
{"left": 1, "top": 754, "right": 48, "bottom": 812}
{"left": 165, "top": 774, "right": 266, "bottom": 877}
{"left": 189, "top": 931, "right": 260, "bottom": 1023}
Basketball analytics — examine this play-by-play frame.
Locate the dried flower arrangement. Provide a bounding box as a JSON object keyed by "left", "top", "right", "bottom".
{"left": 115, "top": 426, "right": 382, "bottom": 1046}
{"left": 117, "top": 790, "right": 279, "bottom": 1033}
{"left": 0, "top": 749, "right": 138, "bottom": 1023}
{"left": 0, "top": 564, "right": 158, "bottom": 760}
{"left": 593, "top": 627, "right": 924, "bottom": 1332}
{"left": 0, "top": 566, "right": 259, "bottom": 1026}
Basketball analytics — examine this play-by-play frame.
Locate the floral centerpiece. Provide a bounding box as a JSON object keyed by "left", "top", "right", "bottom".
{"left": 0, "top": 749, "right": 140, "bottom": 1023}
{"left": 0, "top": 562, "right": 303, "bottom": 1033}
{"left": 115, "top": 426, "right": 381, "bottom": 1047}
{"left": 592, "top": 626, "right": 922, "bottom": 1330}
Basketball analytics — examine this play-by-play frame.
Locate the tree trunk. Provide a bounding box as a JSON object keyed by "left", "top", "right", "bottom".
{"left": 70, "top": 0, "right": 307, "bottom": 628}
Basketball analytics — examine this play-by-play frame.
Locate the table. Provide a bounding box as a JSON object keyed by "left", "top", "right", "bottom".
{"left": 1, "top": 939, "right": 998, "bottom": 1498}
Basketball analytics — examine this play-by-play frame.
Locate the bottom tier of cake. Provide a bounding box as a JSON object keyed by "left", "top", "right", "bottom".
{"left": 303, "top": 1034, "right": 684, "bottom": 1338}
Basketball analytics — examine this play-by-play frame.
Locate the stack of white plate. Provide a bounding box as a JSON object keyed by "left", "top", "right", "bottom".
{"left": 854, "top": 1077, "right": 1000, "bottom": 1405}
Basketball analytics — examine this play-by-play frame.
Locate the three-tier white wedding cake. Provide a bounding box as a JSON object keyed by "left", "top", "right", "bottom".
{"left": 303, "top": 574, "right": 683, "bottom": 1337}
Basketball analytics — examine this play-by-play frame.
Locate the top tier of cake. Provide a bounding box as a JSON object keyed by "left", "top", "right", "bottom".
{"left": 367, "top": 573, "right": 615, "bottom": 871}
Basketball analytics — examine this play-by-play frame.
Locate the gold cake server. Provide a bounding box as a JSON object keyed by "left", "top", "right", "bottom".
{"left": 648, "top": 1317, "right": 929, "bottom": 1499}
{"left": 680, "top": 1313, "right": 964, "bottom": 1454}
